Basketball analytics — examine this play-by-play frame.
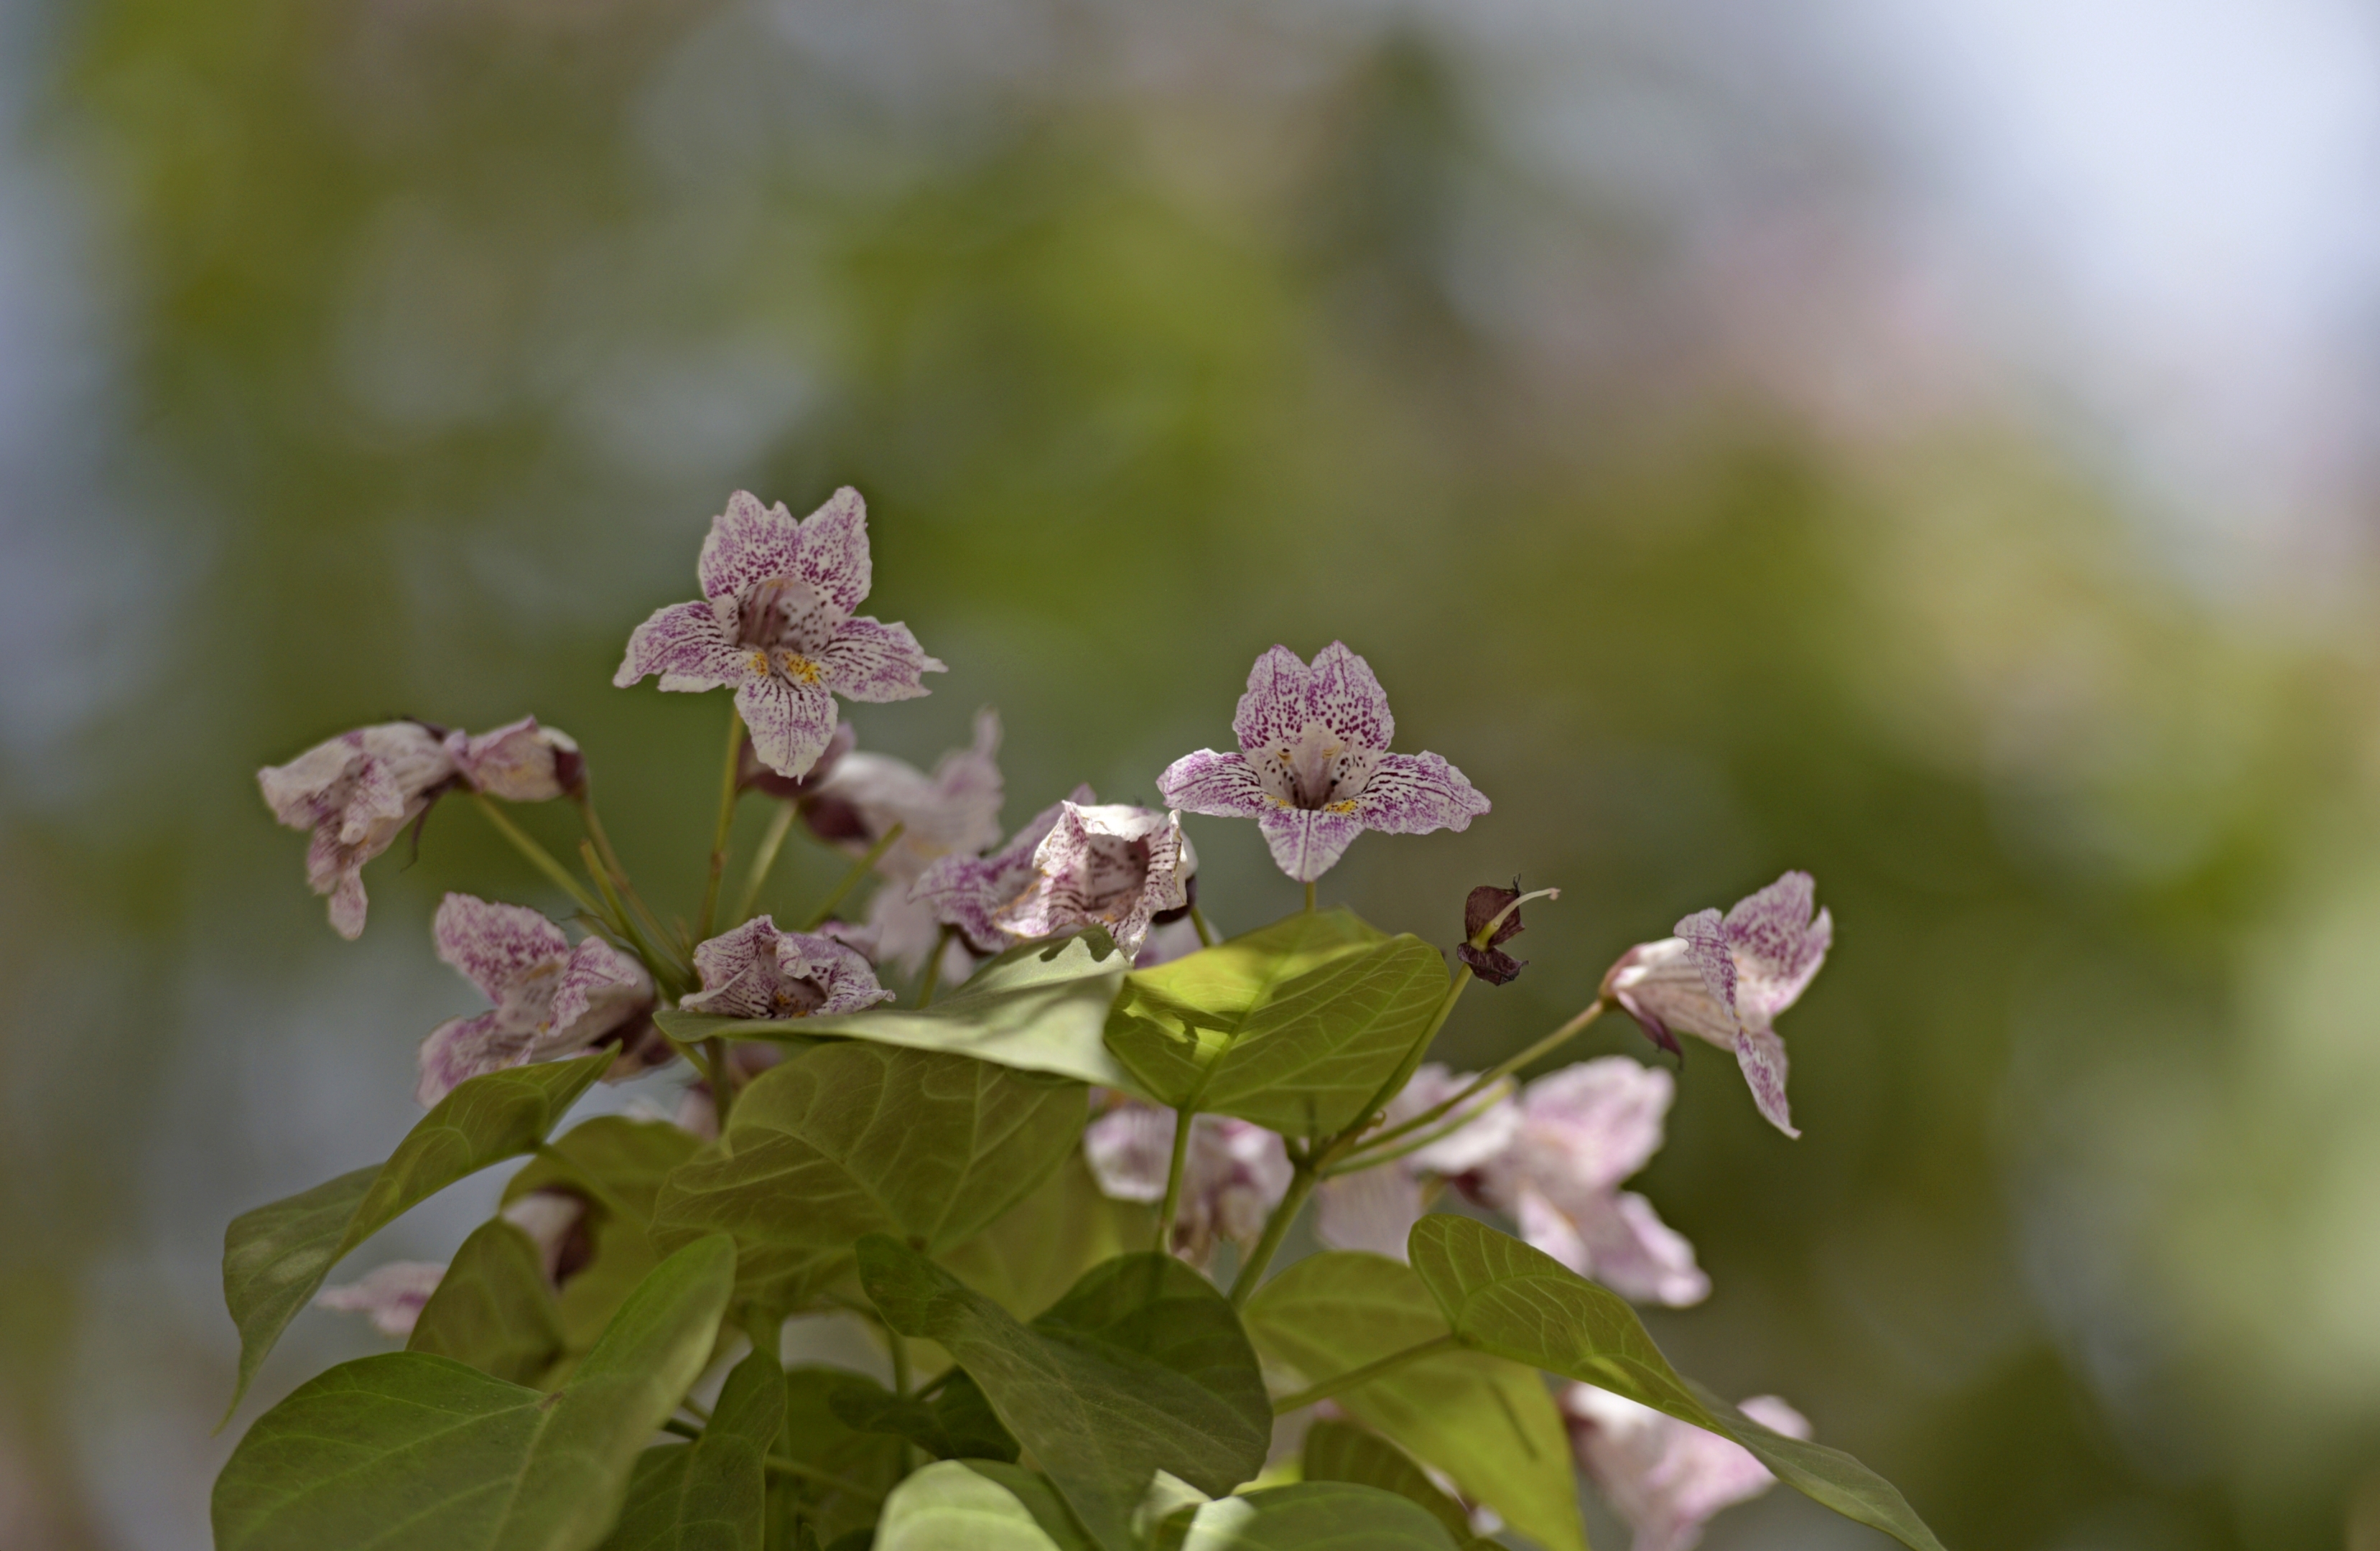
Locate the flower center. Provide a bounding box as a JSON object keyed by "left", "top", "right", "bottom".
{"left": 1253, "top": 719, "right": 1380, "bottom": 811}
{"left": 1075, "top": 834, "right": 1151, "bottom": 918}
{"left": 736, "top": 577, "right": 841, "bottom": 660}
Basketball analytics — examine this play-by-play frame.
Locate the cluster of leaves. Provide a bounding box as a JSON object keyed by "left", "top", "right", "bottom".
{"left": 215, "top": 913, "right": 1943, "bottom": 1551}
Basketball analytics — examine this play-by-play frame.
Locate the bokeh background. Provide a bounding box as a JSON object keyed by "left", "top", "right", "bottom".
{"left": 6, "top": 0, "right": 2380, "bottom": 1545}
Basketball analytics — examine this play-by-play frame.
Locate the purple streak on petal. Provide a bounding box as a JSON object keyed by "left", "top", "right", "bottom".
{"left": 1571, "top": 1191, "right": 1709, "bottom": 1307}
{"left": 325, "top": 866, "right": 369, "bottom": 941}
{"left": 415, "top": 1012, "right": 529, "bottom": 1106}
{"left": 1157, "top": 748, "right": 1270, "bottom": 818}
{"left": 697, "top": 490, "right": 801, "bottom": 602}
{"left": 819, "top": 615, "right": 944, "bottom": 703}
{"left": 433, "top": 893, "right": 571, "bottom": 1007}
{"left": 1256, "top": 806, "right": 1364, "bottom": 882}
{"left": 1724, "top": 872, "right": 1831, "bottom": 1028}
{"left": 544, "top": 938, "right": 654, "bottom": 1054}
{"left": 1353, "top": 751, "right": 1489, "bottom": 836}
{"left": 1735, "top": 1026, "right": 1798, "bottom": 1137}
{"left": 1230, "top": 645, "right": 1317, "bottom": 754}
{"left": 803, "top": 932, "right": 895, "bottom": 1014}
{"left": 615, "top": 600, "right": 743, "bottom": 691}
{"left": 1673, "top": 909, "right": 1739, "bottom": 1030}
{"left": 735, "top": 675, "right": 840, "bottom": 780}
{"left": 1002, "top": 803, "right": 1187, "bottom": 959}
{"left": 792, "top": 485, "right": 873, "bottom": 615}
{"left": 1314, "top": 1166, "right": 1423, "bottom": 1260}
{"left": 1306, "top": 641, "right": 1394, "bottom": 753}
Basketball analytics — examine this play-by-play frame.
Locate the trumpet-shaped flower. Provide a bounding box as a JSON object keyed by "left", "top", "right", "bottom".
{"left": 910, "top": 786, "right": 1094, "bottom": 953}
{"left": 1159, "top": 643, "right": 1489, "bottom": 882}
{"left": 995, "top": 802, "right": 1193, "bottom": 961}
{"left": 679, "top": 915, "right": 893, "bottom": 1020}
{"left": 613, "top": 488, "right": 944, "bottom": 779}
{"left": 258, "top": 722, "right": 458, "bottom": 939}
{"left": 315, "top": 1261, "right": 446, "bottom": 1338}
{"left": 443, "top": 717, "right": 582, "bottom": 802}
{"left": 1084, "top": 1099, "right": 1291, "bottom": 1270}
{"left": 1561, "top": 1385, "right": 1810, "bottom": 1551}
{"left": 415, "top": 894, "right": 656, "bottom": 1106}
{"left": 1601, "top": 871, "right": 1832, "bottom": 1137}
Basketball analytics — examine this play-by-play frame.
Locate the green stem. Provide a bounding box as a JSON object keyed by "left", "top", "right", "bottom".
{"left": 765, "top": 1455, "right": 886, "bottom": 1501}
{"left": 1304, "top": 880, "right": 1316, "bottom": 913}
{"left": 916, "top": 923, "right": 956, "bottom": 1007}
{"left": 580, "top": 840, "right": 687, "bottom": 996}
{"left": 1322, "top": 1088, "right": 1517, "bottom": 1177}
{"left": 1344, "top": 1000, "right": 1611, "bottom": 1163}
{"left": 705, "top": 1036, "right": 736, "bottom": 1130}
{"left": 473, "top": 796, "right": 610, "bottom": 922}
{"left": 731, "top": 801, "right": 800, "bottom": 925}
{"left": 801, "top": 822, "right": 904, "bottom": 931}
{"left": 1228, "top": 1158, "right": 1316, "bottom": 1307}
{"left": 575, "top": 788, "right": 669, "bottom": 945}
{"left": 1268, "top": 1334, "right": 1461, "bottom": 1414}
{"left": 531, "top": 1142, "right": 644, "bottom": 1228}
{"left": 661, "top": 1417, "right": 701, "bottom": 1442}
{"left": 677, "top": 1394, "right": 713, "bottom": 1424}
{"left": 697, "top": 709, "right": 745, "bottom": 943}
{"left": 888, "top": 1328, "right": 912, "bottom": 1399}
{"left": 1153, "top": 1106, "right": 1194, "bottom": 1254}
{"left": 1189, "top": 904, "right": 1215, "bottom": 949}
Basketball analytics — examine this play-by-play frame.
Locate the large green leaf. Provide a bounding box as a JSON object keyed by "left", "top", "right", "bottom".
{"left": 408, "top": 1219, "right": 569, "bottom": 1386}
{"left": 940, "top": 1152, "right": 1153, "bottom": 1320}
{"left": 213, "top": 1234, "right": 736, "bottom": 1551}
{"left": 507, "top": 1117, "right": 704, "bottom": 1353}
{"left": 875, "top": 1461, "right": 1097, "bottom": 1551}
{"left": 1300, "top": 1422, "right": 1479, "bottom": 1549}
{"left": 857, "top": 1239, "right": 1270, "bottom": 1551}
{"left": 1153, "top": 1483, "right": 1460, "bottom": 1551}
{"left": 1240, "top": 1252, "right": 1583, "bottom": 1551}
{"left": 775, "top": 1366, "right": 906, "bottom": 1546}
{"left": 221, "top": 1053, "right": 613, "bottom": 1416}
{"left": 1104, "top": 910, "right": 1446, "bottom": 1138}
{"left": 1407, "top": 1215, "right": 1946, "bottom": 1551}
{"left": 652, "top": 1044, "right": 1083, "bottom": 1311}
{"left": 600, "top": 1343, "right": 784, "bottom": 1551}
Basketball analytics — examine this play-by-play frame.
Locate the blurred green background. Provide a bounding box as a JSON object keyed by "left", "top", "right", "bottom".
{"left": 4, "top": 0, "right": 2379, "bottom": 1546}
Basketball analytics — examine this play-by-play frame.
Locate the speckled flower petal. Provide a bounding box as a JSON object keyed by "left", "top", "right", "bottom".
{"left": 735, "top": 674, "right": 841, "bottom": 781}
{"left": 1724, "top": 872, "right": 1832, "bottom": 1027}
{"left": 1599, "top": 937, "right": 1736, "bottom": 1053}
{"left": 1256, "top": 806, "right": 1365, "bottom": 882}
{"left": 911, "top": 791, "right": 1082, "bottom": 952}
{"left": 807, "top": 933, "right": 896, "bottom": 1015}
{"left": 415, "top": 1011, "right": 534, "bottom": 1106}
{"left": 1003, "top": 803, "right": 1191, "bottom": 959}
{"left": 1735, "top": 1026, "right": 1798, "bottom": 1138}
{"left": 323, "top": 862, "right": 370, "bottom": 940}
{"left": 1230, "top": 645, "right": 1317, "bottom": 753}
{"left": 697, "top": 490, "right": 802, "bottom": 602}
{"left": 434, "top": 893, "right": 572, "bottom": 1008}
{"left": 1315, "top": 1165, "right": 1423, "bottom": 1259}
{"left": 257, "top": 737, "right": 364, "bottom": 829}
{"left": 614, "top": 599, "right": 743, "bottom": 691}
{"left": 791, "top": 485, "right": 874, "bottom": 615}
{"left": 1352, "top": 751, "right": 1489, "bottom": 835}
{"left": 1305, "top": 641, "right": 1394, "bottom": 753}
{"left": 1157, "top": 748, "right": 1270, "bottom": 819}
{"left": 682, "top": 916, "right": 891, "bottom": 1019}
{"left": 544, "top": 937, "right": 654, "bottom": 1054}
{"left": 317, "top": 1261, "right": 447, "bottom": 1338}
{"left": 451, "top": 717, "right": 580, "bottom": 802}
{"left": 819, "top": 615, "right": 944, "bottom": 703}
{"left": 1675, "top": 909, "right": 1741, "bottom": 1032}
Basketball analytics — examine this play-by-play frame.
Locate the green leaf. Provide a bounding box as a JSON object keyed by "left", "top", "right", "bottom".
{"left": 221, "top": 1053, "right": 613, "bottom": 1417}
{"left": 875, "top": 1461, "right": 1097, "bottom": 1551}
{"left": 1104, "top": 909, "right": 1446, "bottom": 1138}
{"left": 652, "top": 1043, "right": 1084, "bottom": 1312}
{"left": 1153, "top": 1483, "right": 1460, "bottom": 1551}
{"left": 1241, "top": 1252, "right": 1584, "bottom": 1551}
{"left": 940, "top": 1151, "right": 1154, "bottom": 1320}
{"left": 1300, "top": 1422, "right": 1478, "bottom": 1549}
{"left": 507, "top": 1117, "right": 704, "bottom": 1354}
{"left": 600, "top": 1343, "right": 784, "bottom": 1551}
{"left": 829, "top": 1369, "right": 1020, "bottom": 1463}
{"left": 408, "top": 1219, "right": 569, "bottom": 1386}
{"left": 856, "top": 1239, "right": 1271, "bottom": 1551}
{"left": 776, "top": 1367, "right": 905, "bottom": 1545}
{"left": 1407, "top": 1215, "right": 1946, "bottom": 1551}
{"left": 213, "top": 1234, "right": 737, "bottom": 1551}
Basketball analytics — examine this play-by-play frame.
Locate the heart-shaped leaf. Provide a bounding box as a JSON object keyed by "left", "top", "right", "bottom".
{"left": 407, "top": 1218, "right": 569, "bottom": 1387}
{"left": 1408, "top": 1214, "right": 1946, "bottom": 1551}
{"left": 599, "top": 1342, "right": 784, "bottom": 1551}
{"left": 1105, "top": 910, "right": 1446, "bottom": 1138}
{"left": 939, "top": 1151, "right": 1154, "bottom": 1320}
{"left": 875, "top": 1460, "right": 1097, "bottom": 1551}
{"left": 857, "top": 1239, "right": 1270, "bottom": 1551}
{"left": 1240, "top": 1251, "right": 1582, "bottom": 1551}
{"left": 221, "top": 1053, "right": 613, "bottom": 1417}
{"left": 1152, "top": 1483, "right": 1460, "bottom": 1551}
{"left": 213, "top": 1234, "right": 735, "bottom": 1551}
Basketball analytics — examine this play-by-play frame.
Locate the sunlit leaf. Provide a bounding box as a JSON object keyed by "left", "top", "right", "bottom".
{"left": 1152, "top": 1482, "right": 1460, "bottom": 1551}
{"left": 875, "top": 1460, "right": 1097, "bottom": 1551}
{"left": 857, "top": 1239, "right": 1270, "bottom": 1551}
{"left": 1105, "top": 909, "right": 1445, "bottom": 1138}
{"left": 408, "top": 1218, "right": 568, "bottom": 1387}
{"left": 1300, "top": 1422, "right": 1478, "bottom": 1548}
{"left": 1240, "top": 1251, "right": 1583, "bottom": 1551}
{"left": 220, "top": 1053, "right": 612, "bottom": 1417}
{"left": 213, "top": 1234, "right": 736, "bottom": 1551}
{"left": 1408, "top": 1214, "right": 1946, "bottom": 1551}
{"left": 600, "top": 1343, "right": 784, "bottom": 1551}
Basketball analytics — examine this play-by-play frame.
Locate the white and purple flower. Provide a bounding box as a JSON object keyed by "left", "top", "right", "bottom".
{"left": 1159, "top": 643, "right": 1489, "bottom": 882}
{"left": 1602, "top": 871, "right": 1833, "bottom": 1138}
{"left": 809, "top": 710, "right": 1006, "bottom": 974}
{"left": 613, "top": 488, "right": 944, "bottom": 780}
{"left": 910, "top": 787, "right": 1093, "bottom": 953}
{"left": 442, "top": 716, "right": 582, "bottom": 803}
{"left": 911, "top": 795, "right": 1193, "bottom": 962}
{"left": 1562, "top": 1385, "right": 1811, "bottom": 1551}
{"left": 415, "top": 893, "right": 657, "bottom": 1107}
{"left": 1084, "top": 1098, "right": 1291, "bottom": 1271}
{"left": 679, "top": 914, "right": 893, "bottom": 1020}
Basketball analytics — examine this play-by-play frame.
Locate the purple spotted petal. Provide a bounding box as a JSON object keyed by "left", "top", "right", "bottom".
{"left": 261, "top": 723, "right": 455, "bottom": 933}
{"left": 1314, "top": 1165, "right": 1424, "bottom": 1259}
{"left": 912, "top": 792, "right": 1080, "bottom": 952}
{"left": 1674, "top": 909, "right": 1739, "bottom": 1028}
{"left": 415, "top": 1011, "right": 535, "bottom": 1105}
{"left": 697, "top": 490, "right": 803, "bottom": 602}
{"left": 1001, "top": 803, "right": 1191, "bottom": 960}
{"left": 1724, "top": 871, "right": 1831, "bottom": 1028}
{"left": 1735, "top": 1026, "right": 1798, "bottom": 1138}
{"left": 792, "top": 485, "right": 874, "bottom": 616}
{"left": 682, "top": 916, "right": 891, "bottom": 1019}
{"left": 1305, "top": 641, "right": 1394, "bottom": 753}
{"left": 1229, "top": 645, "right": 1321, "bottom": 753}
{"left": 1352, "top": 751, "right": 1489, "bottom": 836}
{"left": 1157, "top": 748, "right": 1270, "bottom": 819}
{"left": 543, "top": 938, "right": 654, "bottom": 1056}
{"left": 806, "top": 934, "right": 896, "bottom": 1015}
{"left": 451, "top": 717, "right": 581, "bottom": 802}
{"left": 1256, "top": 806, "right": 1365, "bottom": 882}
{"left": 819, "top": 615, "right": 944, "bottom": 704}
{"left": 614, "top": 599, "right": 743, "bottom": 691}
{"left": 317, "top": 1262, "right": 447, "bottom": 1338}
{"left": 735, "top": 675, "right": 841, "bottom": 781}
{"left": 434, "top": 893, "right": 571, "bottom": 1007}
{"left": 1599, "top": 936, "right": 1735, "bottom": 1053}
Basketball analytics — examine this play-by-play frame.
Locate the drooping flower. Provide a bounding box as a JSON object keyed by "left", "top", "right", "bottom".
{"left": 613, "top": 488, "right": 944, "bottom": 779}
{"left": 1084, "top": 1098, "right": 1291, "bottom": 1271}
{"left": 1561, "top": 1385, "right": 1811, "bottom": 1551}
{"left": 679, "top": 914, "right": 893, "bottom": 1020}
{"left": 1601, "top": 871, "right": 1833, "bottom": 1138}
{"left": 315, "top": 1261, "right": 446, "bottom": 1338}
{"left": 258, "top": 722, "right": 458, "bottom": 939}
{"left": 442, "top": 717, "right": 582, "bottom": 802}
{"left": 415, "top": 893, "right": 658, "bottom": 1107}
{"left": 1159, "top": 643, "right": 1489, "bottom": 882}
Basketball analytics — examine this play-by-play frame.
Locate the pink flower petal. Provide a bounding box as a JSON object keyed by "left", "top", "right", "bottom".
{"left": 1352, "top": 751, "right": 1489, "bottom": 836}
{"left": 1506, "top": 1057, "right": 1674, "bottom": 1197}
{"left": 1305, "top": 641, "right": 1394, "bottom": 753}
{"left": 1734, "top": 1025, "right": 1798, "bottom": 1138}
{"left": 415, "top": 1012, "right": 531, "bottom": 1107}
{"left": 1256, "top": 806, "right": 1364, "bottom": 882}
{"left": 791, "top": 485, "right": 874, "bottom": 616}
{"left": 1158, "top": 748, "right": 1270, "bottom": 819}
{"left": 819, "top": 615, "right": 944, "bottom": 704}
{"left": 614, "top": 600, "right": 743, "bottom": 691}
{"left": 1001, "top": 802, "right": 1191, "bottom": 959}
{"left": 697, "top": 490, "right": 803, "bottom": 603}
{"left": 1724, "top": 872, "right": 1832, "bottom": 1028}
{"left": 1231, "top": 645, "right": 1319, "bottom": 754}
{"left": 544, "top": 938, "right": 654, "bottom": 1055}
{"left": 452, "top": 717, "right": 580, "bottom": 802}
{"left": 1084, "top": 1101, "right": 1174, "bottom": 1203}
{"left": 1569, "top": 1191, "right": 1709, "bottom": 1308}
{"left": 1600, "top": 938, "right": 1737, "bottom": 1053}
{"left": 1563, "top": 1385, "right": 1800, "bottom": 1551}
{"left": 735, "top": 675, "right": 841, "bottom": 781}
{"left": 1674, "top": 910, "right": 1739, "bottom": 1029}
{"left": 433, "top": 893, "right": 572, "bottom": 1007}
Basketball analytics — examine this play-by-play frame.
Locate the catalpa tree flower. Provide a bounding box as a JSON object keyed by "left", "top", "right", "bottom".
{"left": 1314, "top": 1063, "right": 1517, "bottom": 1258}
{"left": 1602, "top": 870, "right": 1833, "bottom": 1138}
{"left": 1084, "top": 1098, "right": 1291, "bottom": 1271}
{"left": 913, "top": 794, "right": 1193, "bottom": 962}
{"left": 415, "top": 893, "right": 657, "bottom": 1107}
{"left": 614, "top": 488, "right": 944, "bottom": 780}
{"left": 810, "top": 710, "right": 1006, "bottom": 974}
{"left": 679, "top": 915, "right": 893, "bottom": 1020}
{"left": 442, "top": 716, "right": 582, "bottom": 802}
{"left": 1160, "top": 643, "right": 1489, "bottom": 882}
{"left": 1562, "top": 1385, "right": 1811, "bottom": 1551}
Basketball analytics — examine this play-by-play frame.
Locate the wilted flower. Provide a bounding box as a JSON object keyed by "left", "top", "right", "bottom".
{"left": 613, "top": 488, "right": 944, "bottom": 779}
{"left": 1084, "top": 1099, "right": 1291, "bottom": 1270}
{"left": 1600, "top": 871, "right": 1833, "bottom": 1138}
{"left": 679, "top": 914, "right": 893, "bottom": 1020}
{"left": 1458, "top": 881, "right": 1535, "bottom": 985}
{"left": 1562, "top": 1385, "right": 1811, "bottom": 1551}
{"left": 415, "top": 894, "right": 657, "bottom": 1107}
{"left": 315, "top": 1261, "right": 446, "bottom": 1338}
{"left": 1159, "top": 643, "right": 1489, "bottom": 882}
{"left": 995, "top": 803, "right": 1193, "bottom": 961}
{"left": 911, "top": 786, "right": 1094, "bottom": 952}
{"left": 443, "top": 717, "right": 582, "bottom": 801}
{"left": 258, "top": 722, "right": 458, "bottom": 939}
